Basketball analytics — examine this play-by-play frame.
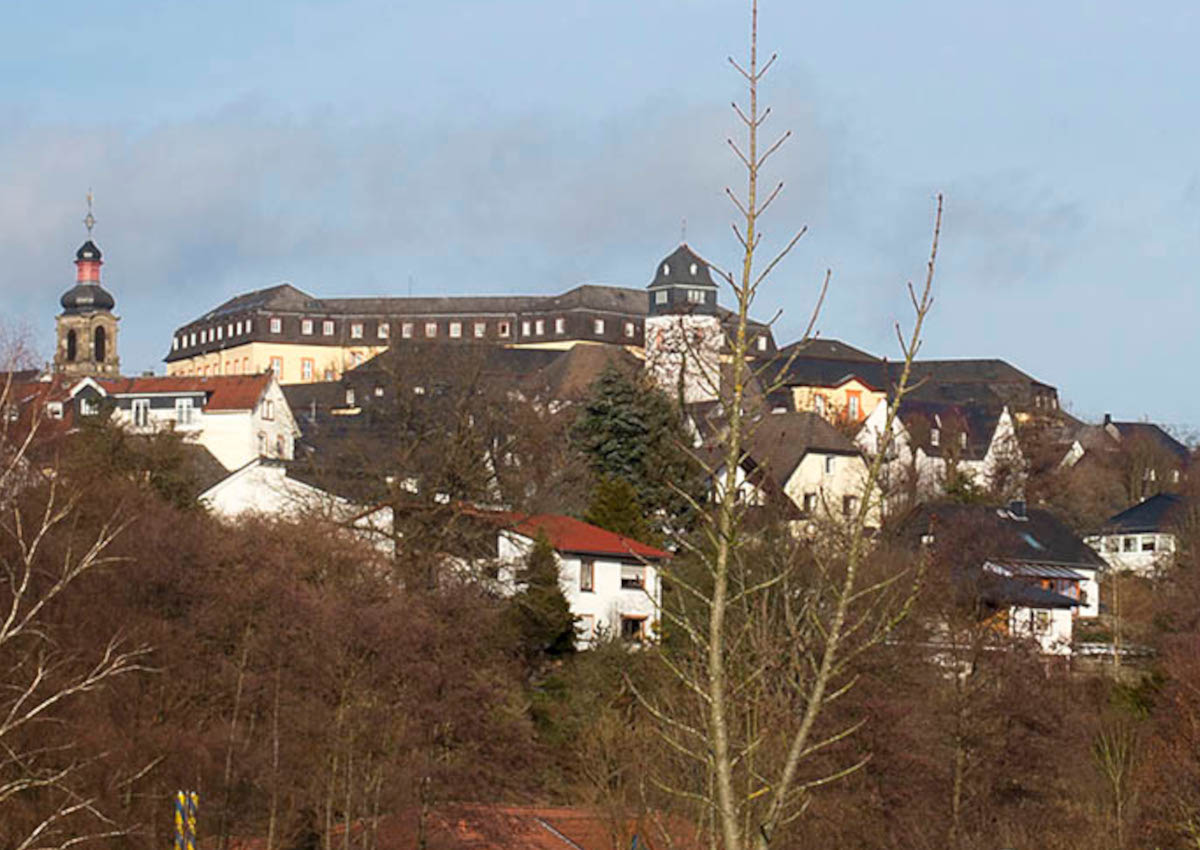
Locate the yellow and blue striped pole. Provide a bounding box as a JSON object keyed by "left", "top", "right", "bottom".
{"left": 185, "top": 791, "right": 199, "bottom": 850}
{"left": 174, "top": 792, "right": 185, "bottom": 850}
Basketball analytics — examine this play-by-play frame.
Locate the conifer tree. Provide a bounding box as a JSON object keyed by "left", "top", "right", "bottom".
{"left": 507, "top": 532, "right": 576, "bottom": 667}
{"left": 584, "top": 475, "right": 656, "bottom": 545}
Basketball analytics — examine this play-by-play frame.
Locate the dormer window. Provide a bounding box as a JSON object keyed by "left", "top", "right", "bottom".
{"left": 350, "top": 322, "right": 364, "bottom": 339}
{"left": 80, "top": 397, "right": 99, "bottom": 417}
{"left": 474, "top": 322, "right": 486, "bottom": 338}
{"left": 931, "top": 428, "right": 940, "bottom": 447}
{"left": 534, "top": 319, "right": 544, "bottom": 335}
{"left": 236, "top": 321, "right": 243, "bottom": 335}
{"left": 593, "top": 318, "right": 605, "bottom": 335}
{"left": 960, "top": 432, "right": 967, "bottom": 449}
{"left": 687, "top": 289, "right": 705, "bottom": 303}
{"left": 555, "top": 318, "right": 565, "bottom": 334}
{"left": 323, "top": 320, "right": 335, "bottom": 336}
{"left": 662, "top": 264, "right": 670, "bottom": 276}
{"left": 624, "top": 321, "right": 635, "bottom": 337}
{"left": 378, "top": 322, "right": 390, "bottom": 339}
{"left": 301, "top": 319, "right": 313, "bottom": 335}
{"left": 402, "top": 322, "right": 413, "bottom": 339}
{"left": 655, "top": 291, "right": 668, "bottom": 304}
{"left": 450, "top": 322, "right": 462, "bottom": 338}
{"left": 46, "top": 402, "right": 63, "bottom": 420}
{"left": 690, "top": 263, "right": 698, "bottom": 275}
{"left": 269, "top": 318, "right": 282, "bottom": 334}
{"left": 498, "top": 321, "right": 511, "bottom": 337}
{"left": 757, "top": 336, "right": 768, "bottom": 352}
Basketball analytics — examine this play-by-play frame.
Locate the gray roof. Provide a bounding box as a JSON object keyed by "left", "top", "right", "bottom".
{"left": 1100, "top": 492, "right": 1185, "bottom": 534}
{"left": 648, "top": 244, "right": 716, "bottom": 289}
{"left": 776, "top": 337, "right": 881, "bottom": 363}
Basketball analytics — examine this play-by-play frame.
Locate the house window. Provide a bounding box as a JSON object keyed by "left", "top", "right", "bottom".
{"left": 352, "top": 352, "right": 363, "bottom": 367}
{"left": 534, "top": 319, "right": 545, "bottom": 335}
{"left": 498, "top": 321, "right": 511, "bottom": 337}
{"left": 593, "top": 318, "right": 606, "bottom": 335}
{"left": 824, "top": 456, "right": 835, "bottom": 475}
{"left": 814, "top": 395, "right": 826, "bottom": 416}
{"left": 424, "top": 322, "right": 437, "bottom": 338}
{"left": 402, "top": 322, "right": 414, "bottom": 339}
{"left": 345, "top": 388, "right": 356, "bottom": 406}
{"left": 842, "top": 495, "right": 859, "bottom": 518}
{"left": 1122, "top": 536, "right": 1137, "bottom": 552}
{"left": 350, "top": 322, "right": 364, "bottom": 339}
{"left": 301, "top": 319, "right": 313, "bottom": 335}
{"left": 930, "top": 428, "right": 940, "bottom": 447}
{"left": 555, "top": 318, "right": 565, "bottom": 335}
{"left": 263, "top": 400, "right": 275, "bottom": 420}
{"left": 323, "top": 320, "right": 335, "bottom": 336}
{"left": 757, "top": 336, "right": 768, "bottom": 352}
{"left": 46, "top": 402, "right": 63, "bottom": 420}
{"left": 301, "top": 358, "right": 314, "bottom": 381}
{"left": 132, "top": 398, "right": 150, "bottom": 427}
{"left": 257, "top": 433, "right": 266, "bottom": 455}
{"left": 1142, "top": 537, "right": 1157, "bottom": 552}
{"left": 270, "top": 357, "right": 283, "bottom": 379}
{"left": 275, "top": 435, "right": 284, "bottom": 457}
{"left": 522, "top": 321, "right": 532, "bottom": 337}
{"left": 373, "top": 385, "right": 384, "bottom": 397}
{"left": 624, "top": 321, "right": 635, "bottom": 337}
{"left": 960, "top": 432, "right": 968, "bottom": 449}
{"left": 655, "top": 291, "right": 668, "bottom": 304}
{"left": 620, "top": 617, "right": 646, "bottom": 642}
{"left": 1173, "top": 469, "right": 1181, "bottom": 484}
{"left": 580, "top": 560, "right": 595, "bottom": 592}
{"left": 269, "top": 317, "right": 282, "bottom": 334}
{"left": 687, "top": 289, "right": 705, "bottom": 303}
{"left": 1031, "top": 610, "right": 1051, "bottom": 635}
{"left": 578, "top": 614, "right": 596, "bottom": 641}
{"left": 620, "top": 565, "right": 645, "bottom": 590}
{"left": 378, "top": 322, "right": 390, "bottom": 339}
{"left": 847, "top": 394, "right": 860, "bottom": 420}
{"left": 803, "top": 493, "right": 817, "bottom": 515}
{"left": 474, "top": 322, "right": 486, "bottom": 338}
{"left": 176, "top": 398, "right": 195, "bottom": 425}
{"left": 449, "top": 322, "right": 462, "bottom": 338}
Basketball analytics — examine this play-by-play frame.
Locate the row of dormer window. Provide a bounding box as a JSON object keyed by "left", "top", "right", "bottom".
{"left": 654, "top": 288, "right": 708, "bottom": 305}
{"left": 173, "top": 319, "right": 254, "bottom": 351}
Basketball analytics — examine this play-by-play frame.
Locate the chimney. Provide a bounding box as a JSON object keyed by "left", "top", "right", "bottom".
{"left": 1103, "top": 413, "right": 1112, "bottom": 427}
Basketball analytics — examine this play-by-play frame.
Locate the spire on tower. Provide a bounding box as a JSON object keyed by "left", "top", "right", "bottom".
{"left": 84, "top": 188, "right": 96, "bottom": 237}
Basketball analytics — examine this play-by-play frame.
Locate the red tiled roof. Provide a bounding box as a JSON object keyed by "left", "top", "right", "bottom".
{"left": 495, "top": 512, "right": 669, "bottom": 560}
{"left": 98, "top": 374, "right": 271, "bottom": 411}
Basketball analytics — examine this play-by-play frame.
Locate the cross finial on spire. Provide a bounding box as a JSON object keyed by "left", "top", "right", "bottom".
{"left": 680, "top": 217, "right": 687, "bottom": 245}
{"left": 84, "top": 189, "right": 96, "bottom": 237}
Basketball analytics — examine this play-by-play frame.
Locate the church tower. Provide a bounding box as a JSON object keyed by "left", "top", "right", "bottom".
{"left": 54, "top": 199, "right": 120, "bottom": 377}
{"left": 644, "top": 244, "right": 723, "bottom": 404}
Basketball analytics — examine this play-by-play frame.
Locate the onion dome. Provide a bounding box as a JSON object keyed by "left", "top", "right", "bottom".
{"left": 60, "top": 240, "right": 115, "bottom": 314}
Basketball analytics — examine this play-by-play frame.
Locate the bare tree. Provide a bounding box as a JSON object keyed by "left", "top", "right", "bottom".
{"left": 0, "top": 377, "right": 150, "bottom": 850}
{"left": 635, "top": 3, "right": 942, "bottom": 848}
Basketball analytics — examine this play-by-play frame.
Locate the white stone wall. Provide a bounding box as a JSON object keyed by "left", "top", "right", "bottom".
{"left": 1009, "top": 605, "right": 1075, "bottom": 656}
{"left": 1086, "top": 532, "right": 1176, "bottom": 577}
{"left": 644, "top": 315, "right": 722, "bottom": 404}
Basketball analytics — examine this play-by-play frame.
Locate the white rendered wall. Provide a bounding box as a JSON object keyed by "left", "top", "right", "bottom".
{"left": 644, "top": 315, "right": 722, "bottom": 404}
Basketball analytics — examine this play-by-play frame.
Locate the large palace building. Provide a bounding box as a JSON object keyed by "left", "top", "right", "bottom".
{"left": 165, "top": 245, "right": 777, "bottom": 384}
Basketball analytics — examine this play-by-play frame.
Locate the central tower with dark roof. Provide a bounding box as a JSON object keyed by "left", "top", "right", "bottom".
{"left": 644, "top": 244, "right": 722, "bottom": 404}
{"left": 54, "top": 233, "right": 121, "bottom": 378}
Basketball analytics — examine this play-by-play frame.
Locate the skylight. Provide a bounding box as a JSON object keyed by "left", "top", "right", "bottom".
{"left": 1020, "top": 532, "right": 1046, "bottom": 551}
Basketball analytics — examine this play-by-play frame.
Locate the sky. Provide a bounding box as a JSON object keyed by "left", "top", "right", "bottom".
{"left": 2, "top": 1, "right": 1197, "bottom": 430}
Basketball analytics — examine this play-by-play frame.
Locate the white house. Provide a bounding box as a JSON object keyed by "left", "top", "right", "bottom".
{"left": 1086, "top": 492, "right": 1183, "bottom": 577}
{"left": 857, "top": 400, "right": 1023, "bottom": 501}
{"left": 490, "top": 512, "right": 670, "bottom": 647}
{"left": 704, "top": 410, "right": 878, "bottom": 530}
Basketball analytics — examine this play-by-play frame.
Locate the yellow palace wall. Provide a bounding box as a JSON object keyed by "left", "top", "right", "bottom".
{"left": 791, "top": 378, "right": 886, "bottom": 426}
{"left": 166, "top": 342, "right": 388, "bottom": 384}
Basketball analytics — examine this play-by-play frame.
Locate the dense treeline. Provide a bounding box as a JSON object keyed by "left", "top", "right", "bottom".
{"left": 8, "top": 363, "right": 1200, "bottom": 850}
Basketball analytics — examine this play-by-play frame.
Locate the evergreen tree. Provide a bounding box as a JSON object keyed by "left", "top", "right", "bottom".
{"left": 584, "top": 475, "right": 657, "bottom": 545}
{"left": 507, "top": 532, "right": 576, "bottom": 668}
{"left": 570, "top": 363, "right": 702, "bottom": 534}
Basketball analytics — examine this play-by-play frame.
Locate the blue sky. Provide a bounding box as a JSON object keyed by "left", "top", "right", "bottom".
{"left": 2, "top": 1, "right": 1197, "bottom": 430}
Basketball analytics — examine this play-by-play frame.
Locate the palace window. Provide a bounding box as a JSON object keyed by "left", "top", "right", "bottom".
{"left": 655, "top": 290, "right": 668, "bottom": 304}
{"left": 522, "top": 321, "right": 532, "bottom": 337}
{"left": 593, "top": 318, "right": 605, "bottom": 335}
{"left": 301, "top": 319, "right": 313, "bottom": 335}
{"left": 687, "top": 289, "right": 705, "bottom": 303}
{"left": 402, "top": 322, "right": 414, "bottom": 339}
{"left": 498, "top": 321, "right": 511, "bottom": 337}
{"left": 449, "top": 322, "right": 462, "bottom": 338}
{"left": 301, "top": 358, "right": 314, "bottom": 381}
{"left": 350, "top": 322, "right": 364, "bottom": 339}
{"left": 424, "top": 322, "right": 437, "bottom": 338}
{"left": 269, "top": 318, "right": 282, "bottom": 334}
{"left": 624, "top": 321, "right": 635, "bottom": 337}
{"left": 270, "top": 356, "right": 283, "bottom": 378}
{"left": 474, "top": 322, "right": 486, "bottom": 338}
{"left": 245, "top": 319, "right": 252, "bottom": 333}
{"left": 555, "top": 317, "right": 565, "bottom": 334}
{"left": 534, "top": 319, "right": 544, "bottom": 335}
{"left": 216, "top": 326, "right": 223, "bottom": 340}
{"left": 323, "top": 320, "right": 335, "bottom": 336}
{"left": 236, "top": 321, "right": 243, "bottom": 335}
{"left": 378, "top": 322, "right": 390, "bottom": 339}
